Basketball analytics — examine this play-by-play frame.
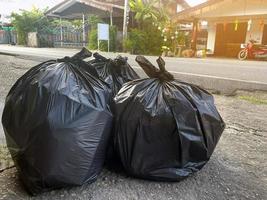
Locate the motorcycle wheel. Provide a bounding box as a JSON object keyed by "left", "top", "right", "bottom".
{"left": 238, "top": 50, "right": 248, "bottom": 60}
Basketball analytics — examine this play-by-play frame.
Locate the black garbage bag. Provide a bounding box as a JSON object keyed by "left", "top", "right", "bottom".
{"left": 2, "top": 48, "right": 113, "bottom": 194}
{"left": 112, "top": 56, "right": 225, "bottom": 181}
{"left": 88, "top": 52, "right": 140, "bottom": 96}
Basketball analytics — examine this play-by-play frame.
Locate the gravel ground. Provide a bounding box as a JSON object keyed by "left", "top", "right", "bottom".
{"left": 0, "top": 54, "right": 266, "bottom": 200}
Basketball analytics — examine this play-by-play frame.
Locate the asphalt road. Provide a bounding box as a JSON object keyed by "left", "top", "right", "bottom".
{"left": 0, "top": 45, "right": 267, "bottom": 83}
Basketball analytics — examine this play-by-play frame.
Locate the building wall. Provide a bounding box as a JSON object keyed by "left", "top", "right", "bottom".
{"left": 198, "top": 0, "right": 267, "bottom": 19}
{"left": 27, "top": 32, "right": 38, "bottom": 47}
{"left": 206, "top": 19, "right": 267, "bottom": 54}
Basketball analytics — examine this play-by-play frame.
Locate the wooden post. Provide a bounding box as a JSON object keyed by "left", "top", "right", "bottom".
{"left": 123, "top": 0, "right": 129, "bottom": 42}
{"left": 191, "top": 19, "right": 198, "bottom": 52}
{"left": 110, "top": 10, "right": 113, "bottom": 26}
{"left": 60, "top": 17, "right": 63, "bottom": 47}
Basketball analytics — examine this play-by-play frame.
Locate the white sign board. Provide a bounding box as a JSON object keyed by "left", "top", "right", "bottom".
{"left": 97, "top": 23, "right": 109, "bottom": 40}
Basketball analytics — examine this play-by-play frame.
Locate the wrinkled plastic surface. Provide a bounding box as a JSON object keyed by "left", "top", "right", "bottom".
{"left": 112, "top": 56, "right": 225, "bottom": 181}
{"left": 2, "top": 48, "right": 113, "bottom": 194}
{"left": 88, "top": 53, "right": 140, "bottom": 96}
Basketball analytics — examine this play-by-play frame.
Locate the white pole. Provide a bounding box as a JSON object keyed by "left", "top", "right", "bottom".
{"left": 60, "top": 17, "right": 63, "bottom": 47}
{"left": 110, "top": 10, "right": 113, "bottom": 26}
{"left": 122, "top": 0, "right": 129, "bottom": 42}
{"left": 82, "top": 13, "right": 85, "bottom": 47}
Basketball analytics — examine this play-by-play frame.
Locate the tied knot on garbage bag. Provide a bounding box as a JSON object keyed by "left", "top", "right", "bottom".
{"left": 93, "top": 52, "right": 108, "bottom": 62}
{"left": 57, "top": 47, "right": 92, "bottom": 62}
{"left": 89, "top": 52, "right": 140, "bottom": 96}
{"left": 136, "top": 55, "right": 174, "bottom": 81}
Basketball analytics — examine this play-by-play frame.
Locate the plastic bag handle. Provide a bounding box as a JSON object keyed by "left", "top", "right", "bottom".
{"left": 57, "top": 47, "right": 92, "bottom": 62}
{"left": 93, "top": 52, "right": 108, "bottom": 61}
{"left": 135, "top": 56, "right": 174, "bottom": 81}
{"left": 114, "top": 55, "right": 128, "bottom": 66}
{"left": 71, "top": 47, "right": 92, "bottom": 60}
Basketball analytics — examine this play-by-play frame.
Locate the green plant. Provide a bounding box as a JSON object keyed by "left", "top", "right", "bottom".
{"left": 127, "top": 0, "right": 168, "bottom": 55}
{"left": 125, "top": 26, "right": 163, "bottom": 55}
{"left": 88, "top": 15, "right": 103, "bottom": 30}
{"left": 11, "top": 7, "right": 53, "bottom": 45}
{"left": 109, "top": 25, "right": 117, "bottom": 52}
{"left": 89, "top": 29, "right": 98, "bottom": 50}
{"left": 127, "top": 28, "right": 146, "bottom": 54}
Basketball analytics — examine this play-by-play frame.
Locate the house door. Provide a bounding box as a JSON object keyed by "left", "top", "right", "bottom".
{"left": 214, "top": 23, "right": 247, "bottom": 57}
{"left": 262, "top": 25, "right": 267, "bottom": 45}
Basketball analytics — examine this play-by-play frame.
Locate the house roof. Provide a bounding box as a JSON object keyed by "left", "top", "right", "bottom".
{"left": 175, "top": 0, "right": 223, "bottom": 21}
{"left": 45, "top": 0, "right": 124, "bottom": 19}
{"left": 174, "top": 0, "right": 267, "bottom": 22}
{"left": 177, "top": 0, "right": 191, "bottom": 9}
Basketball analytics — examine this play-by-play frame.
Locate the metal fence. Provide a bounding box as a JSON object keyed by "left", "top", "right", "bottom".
{"left": 38, "top": 26, "right": 89, "bottom": 48}
{"left": 0, "top": 30, "right": 16, "bottom": 44}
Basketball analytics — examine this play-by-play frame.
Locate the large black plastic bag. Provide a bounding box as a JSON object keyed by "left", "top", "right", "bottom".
{"left": 88, "top": 53, "right": 140, "bottom": 96}
{"left": 112, "top": 56, "right": 225, "bottom": 181}
{"left": 2, "top": 48, "right": 113, "bottom": 194}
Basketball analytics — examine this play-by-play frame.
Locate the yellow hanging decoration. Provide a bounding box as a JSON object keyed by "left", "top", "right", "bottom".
{"left": 234, "top": 19, "right": 239, "bottom": 31}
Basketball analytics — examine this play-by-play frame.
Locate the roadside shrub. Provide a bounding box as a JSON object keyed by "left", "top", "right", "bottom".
{"left": 11, "top": 8, "right": 53, "bottom": 45}
{"left": 89, "top": 29, "right": 98, "bottom": 50}
{"left": 125, "top": 26, "right": 163, "bottom": 55}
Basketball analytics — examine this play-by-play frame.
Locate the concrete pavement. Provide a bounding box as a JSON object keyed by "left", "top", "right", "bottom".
{"left": 0, "top": 44, "right": 267, "bottom": 94}
{"left": 0, "top": 50, "right": 267, "bottom": 200}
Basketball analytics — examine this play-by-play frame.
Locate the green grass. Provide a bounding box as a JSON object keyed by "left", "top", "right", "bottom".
{"left": 238, "top": 95, "right": 267, "bottom": 105}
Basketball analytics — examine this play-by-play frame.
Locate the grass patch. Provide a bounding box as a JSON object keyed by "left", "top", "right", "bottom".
{"left": 238, "top": 95, "right": 267, "bottom": 105}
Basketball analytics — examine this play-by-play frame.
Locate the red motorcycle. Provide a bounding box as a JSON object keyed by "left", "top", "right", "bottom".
{"left": 238, "top": 40, "right": 267, "bottom": 60}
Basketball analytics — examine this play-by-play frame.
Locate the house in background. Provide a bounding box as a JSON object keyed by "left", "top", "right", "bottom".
{"left": 0, "top": 14, "right": 16, "bottom": 44}
{"left": 46, "top": 0, "right": 125, "bottom": 28}
{"left": 45, "top": 0, "right": 127, "bottom": 48}
{"left": 175, "top": 0, "right": 267, "bottom": 57}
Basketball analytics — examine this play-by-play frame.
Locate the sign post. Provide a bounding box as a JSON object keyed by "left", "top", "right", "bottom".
{"left": 97, "top": 23, "right": 109, "bottom": 52}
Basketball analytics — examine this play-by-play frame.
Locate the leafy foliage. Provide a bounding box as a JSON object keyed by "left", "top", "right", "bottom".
{"left": 126, "top": 0, "right": 168, "bottom": 55}
{"left": 125, "top": 27, "right": 163, "bottom": 55}
{"left": 88, "top": 15, "right": 103, "bottom": 30}
{"left": 11, "top": 7, "right": 52, "bottom": 45}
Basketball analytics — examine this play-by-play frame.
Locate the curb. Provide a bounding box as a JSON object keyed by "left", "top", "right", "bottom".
{"left": 132, "top": 67, "right": 267, "bottom": 95}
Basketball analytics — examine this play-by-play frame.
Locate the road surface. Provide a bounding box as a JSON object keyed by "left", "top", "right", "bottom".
{"left": 0, "top": 45, "right": 266, "bottom": 83}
